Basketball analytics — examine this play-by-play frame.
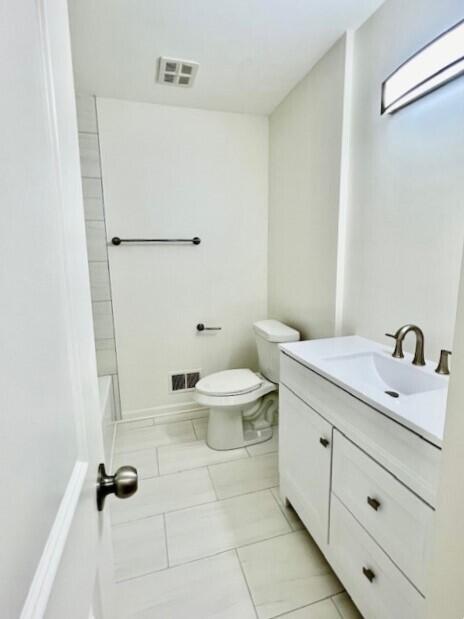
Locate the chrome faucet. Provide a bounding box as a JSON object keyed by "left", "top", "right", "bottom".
{"left": 385, "top": 324, "right": 426, "bottom": 366}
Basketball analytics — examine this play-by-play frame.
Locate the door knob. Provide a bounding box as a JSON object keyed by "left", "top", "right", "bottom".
{"left": 96, "top": 462, "right": 138, "bottom": 511}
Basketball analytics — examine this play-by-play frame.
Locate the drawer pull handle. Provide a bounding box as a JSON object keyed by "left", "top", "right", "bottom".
{"left": 362, "top": 567, "right": 376, "bottom": 583}
{"left": 319, "top": 437, "right": 330, "bottom": 448}
{"left": 367, "top": 496, "right": 381, "bottom": 511}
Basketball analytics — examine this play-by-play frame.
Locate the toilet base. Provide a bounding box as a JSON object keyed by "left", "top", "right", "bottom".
{"left": 206, "top": 405, "right": 274, "bottom": 451}
{"left": 243, "top": 425, "right": 273, "bottom": 447}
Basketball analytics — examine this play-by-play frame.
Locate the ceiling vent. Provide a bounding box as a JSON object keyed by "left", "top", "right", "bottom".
{"left": 157, "top": 57, "right": 199, "bottom": 88}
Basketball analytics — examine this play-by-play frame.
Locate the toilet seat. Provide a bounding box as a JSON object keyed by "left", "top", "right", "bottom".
{"left": 194, "top": 371, "right": 276, "bottom": 410}
{"left": 196, "top": 369, "right": 263, "bottom": 397}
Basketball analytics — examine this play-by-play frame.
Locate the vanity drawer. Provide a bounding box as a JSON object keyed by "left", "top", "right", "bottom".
{"left": 280, "top": 352, "right": 441, "bottom": 506}
{"left": 329, "top": 495, "right": 425, "bottom": 619}
{"left": 332, "top": 431, "right": 433, "bottom": 592}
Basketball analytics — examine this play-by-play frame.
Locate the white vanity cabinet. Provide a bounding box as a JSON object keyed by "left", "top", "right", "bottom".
{"left": 279, "top": 385, "right": 332, "bottom": 550}
{"left": 279, "top": 350, "right": 441, "bottom": 619}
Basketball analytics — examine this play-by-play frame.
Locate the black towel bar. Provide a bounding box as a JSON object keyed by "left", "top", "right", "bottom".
{"left": 111, "top": 237, "right": 201, "bottom": 246}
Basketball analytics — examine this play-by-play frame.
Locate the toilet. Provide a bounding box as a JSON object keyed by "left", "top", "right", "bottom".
{"left": 194, "top": 320, "right": 300, "bottom": 450}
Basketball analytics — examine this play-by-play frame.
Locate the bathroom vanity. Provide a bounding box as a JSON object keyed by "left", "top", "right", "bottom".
{"left": 279, "top": 336, "right": 447, "bottom": 619}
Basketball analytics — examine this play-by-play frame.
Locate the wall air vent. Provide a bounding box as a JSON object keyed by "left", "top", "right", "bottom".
{"left": 170, "top": 370, "right": 201, "bottom": 393}
{"left": 157, "top": 57, "right": 199, "bottom": 88}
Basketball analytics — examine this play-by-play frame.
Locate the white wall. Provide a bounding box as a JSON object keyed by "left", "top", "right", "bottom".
{"left": 268, "top": 36, "right": 347, "bottom": 340}
{"left": 427, "top": 251, "right": 464, "bottom": 618}
{"left": 342, "top": 0, "right": 464, "bottom": 359}
{"left": 97, "top": 99, "right": 268, "bottom": 417}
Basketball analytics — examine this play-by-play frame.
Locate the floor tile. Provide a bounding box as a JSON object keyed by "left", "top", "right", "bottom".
{"left": 209, "top": 453, "right": 279, "bottom": 499}
{"left": 114, "top": 420, "right": 195, "bottom": 454}
{"left": 166, "top": 489, "right": 290, "bottom": 566}
{"left": 271, "top": 487, "right": 304, "bottom": 531}
{"left": 246, "top": 428, "right": 279, "bottom": 456}
{"left": 192, "top": 418, "right": 208, "bottom": 440}
{"left": 158, "top": 439, "right": 248, "bottom": 474}
{"left": 237, "top": 530, "right": 343, "bottom": 619}
{"left": 112, "top": 447, "right": 158, "bottom": 480}
{"left": 110, "top": 468, "right": 216, "bottom": 525}
{"left": 112, "top": 515, "right": 167, "bottom": 582}
{"left": 331, "top": 593, "right": 363, "bottom": 619}
{"left": 281, "top": 599, "right": 342, "bottom": 618}
{"left": 116, "top": 551, "right": 256, "bottom": 619}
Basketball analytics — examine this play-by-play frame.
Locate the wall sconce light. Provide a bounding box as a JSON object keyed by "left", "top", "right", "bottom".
{"left": 381, "top": 18, "right": 464, "bottom": 114}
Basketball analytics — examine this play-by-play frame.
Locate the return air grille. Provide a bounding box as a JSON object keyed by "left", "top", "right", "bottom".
{"left": 171, "top": 374, "right": 186, "bottom": 392}
{"left": 186, "top": 371, "right": 200, "bottom": 389}
{"left": 157, "top": 57, "right": 199, "bottom": 88}
{"left": 170, "top": 370, "right": 201, "bottom": 392}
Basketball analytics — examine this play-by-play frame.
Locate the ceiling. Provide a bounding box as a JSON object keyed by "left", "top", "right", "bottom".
{"left": 68, "top": 0, "right": 384, "bottom": 116}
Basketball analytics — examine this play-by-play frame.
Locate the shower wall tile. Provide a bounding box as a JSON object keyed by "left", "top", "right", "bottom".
{"left": 76, "top": 94, "right": 98, "bottom": 133}
{"left": 85, "top": 221, "right": 107, "bottom": 261}
{"left": 82, "top": 177, "right": 103, "bottom": 199}
{"left": 89, "top": 261, "right": 111, "bottom": 301}
{"left": 76, "top": 94, "right": 121, "bottom": 417}
{"left": 96, "top": 338, "right": 117, "bottom": 375}
{"left": 112, "top": 374, "right": 122, "bottom": 418}
{"left": 93, "top": 301, "right": 115, "bottom": 339}
{"left": 79, "top": 132, "right": 101, "bottom": 178}
{"left": 84, "top": 196, "right": 104, "bottom": 221}
{"left": 82, "top": 177, "right": 104, "bottom": 220}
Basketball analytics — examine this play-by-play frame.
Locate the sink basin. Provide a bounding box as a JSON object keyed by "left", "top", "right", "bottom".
{"left": 279, "top": 335, "right": 449, "bottom": 445}
{"left": 323, "top": 351, "right": 444, "bottom": 397}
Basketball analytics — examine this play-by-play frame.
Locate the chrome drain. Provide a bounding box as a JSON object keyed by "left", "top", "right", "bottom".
{"left": 385, "top": 390, "right": 399, "bottom": 398}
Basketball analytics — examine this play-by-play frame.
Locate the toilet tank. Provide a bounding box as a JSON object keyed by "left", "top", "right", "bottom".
{"left": 253, "top": 320, "right": 300, "bottom": 383}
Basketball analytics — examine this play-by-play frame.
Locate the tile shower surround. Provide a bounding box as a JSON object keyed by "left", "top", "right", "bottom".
{"left": 76, "top": 94, "right": 121, "bottom": 417}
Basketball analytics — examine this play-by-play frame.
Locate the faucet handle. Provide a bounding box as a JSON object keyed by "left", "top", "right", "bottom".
{"left": 385, "top": 333, "right": 396, "bottom": 339}
{"left": 435, "top": 349, "right": 452, "bottom": 375}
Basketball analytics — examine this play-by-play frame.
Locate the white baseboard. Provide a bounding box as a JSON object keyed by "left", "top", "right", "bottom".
{"left": 121, "top": 400, "right": 209, "bottom": 425}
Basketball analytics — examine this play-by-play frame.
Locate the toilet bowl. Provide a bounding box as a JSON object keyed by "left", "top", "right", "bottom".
{"left": 194, "top": 320, "right": 300, "bottom": 450}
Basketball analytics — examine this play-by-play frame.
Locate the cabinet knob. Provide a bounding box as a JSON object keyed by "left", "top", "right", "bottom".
{"left": 319, "top": 437, "right": 330, "bottom": 448}
{"left": 362, "top": 566, "right": 376, "bottom": 583}
{"left": 367, "top": 496, "right": 381, "bottom": 511}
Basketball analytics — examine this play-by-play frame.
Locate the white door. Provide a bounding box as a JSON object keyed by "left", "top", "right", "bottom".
{"left": 0, "top": 1, "right": 131, "bottom": 617}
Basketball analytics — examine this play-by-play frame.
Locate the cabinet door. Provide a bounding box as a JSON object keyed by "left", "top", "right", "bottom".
{"left": 279, "top": 384, "right": 332, "bottom": 548}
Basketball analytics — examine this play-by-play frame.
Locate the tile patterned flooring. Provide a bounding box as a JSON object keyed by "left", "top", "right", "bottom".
{"left": 111, "top": 417, "right": 363, "bottom": 618}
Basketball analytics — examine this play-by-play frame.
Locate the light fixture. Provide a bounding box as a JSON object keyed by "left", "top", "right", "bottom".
{"left": 381, "top": 18, "right": 464, "bottom": 114}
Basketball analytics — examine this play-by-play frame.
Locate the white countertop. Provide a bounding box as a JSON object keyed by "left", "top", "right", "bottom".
{"left": 280, "top": 336, "right": 448, "bottom": 447}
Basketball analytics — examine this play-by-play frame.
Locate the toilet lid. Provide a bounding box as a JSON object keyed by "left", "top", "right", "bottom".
{"left": 196, "top": 369, "right": 263, "bottom": 397}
